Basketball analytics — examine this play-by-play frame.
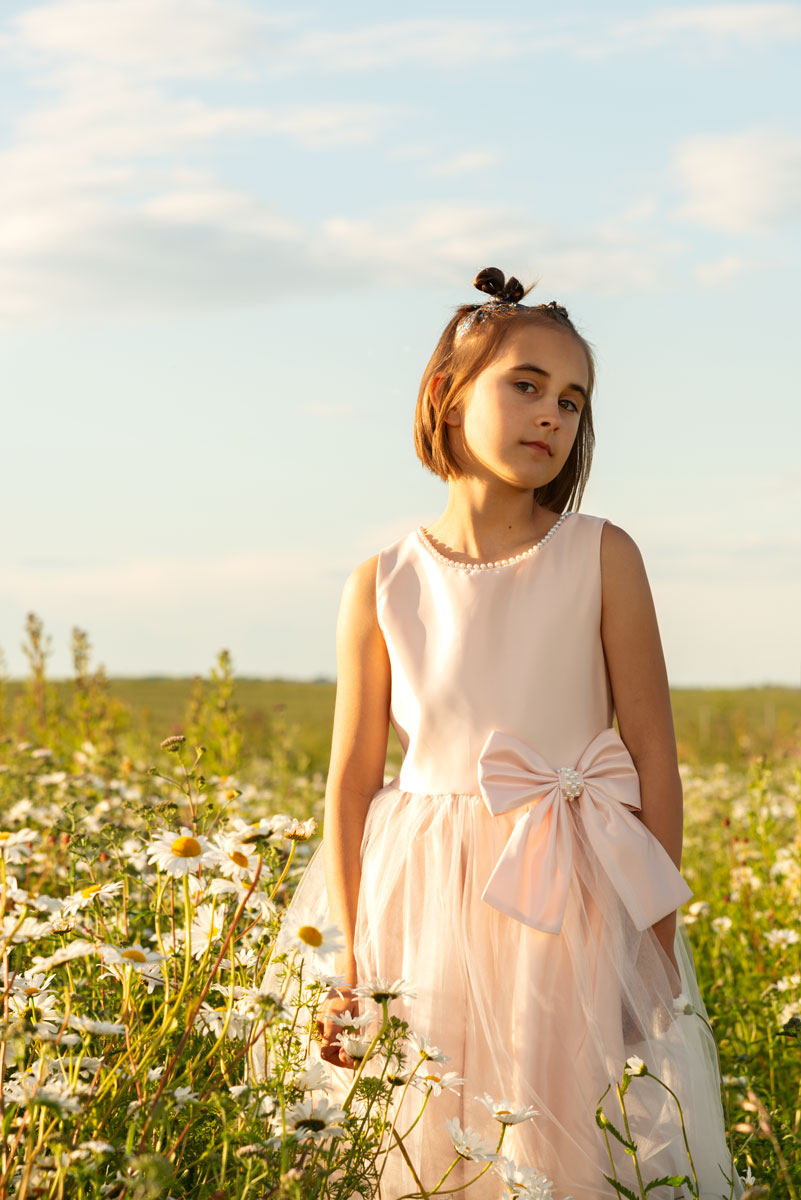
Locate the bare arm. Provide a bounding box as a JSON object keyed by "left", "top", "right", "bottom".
{"left": 600, "top": 522, "right": 683, "bottom": 971}
{"left": 322, "top": 552, "right": 391, "bottom": 990}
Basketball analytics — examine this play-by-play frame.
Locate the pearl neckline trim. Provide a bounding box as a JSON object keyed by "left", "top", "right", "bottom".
{"left": 415, "top": 511, "right": 574, "bottom": 572}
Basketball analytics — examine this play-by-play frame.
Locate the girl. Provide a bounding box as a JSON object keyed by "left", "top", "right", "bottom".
{"left": 264, "top": 268, "right": 741, "bottom": 1199}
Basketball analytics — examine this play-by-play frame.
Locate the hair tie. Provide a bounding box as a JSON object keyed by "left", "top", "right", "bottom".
{"left": 455, "top": 268, "right": 571, "bottom": 339}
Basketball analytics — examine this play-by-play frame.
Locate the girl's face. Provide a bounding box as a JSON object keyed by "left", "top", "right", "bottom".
{"left": 445, "top": 323, "right": 589, "bottom": 490}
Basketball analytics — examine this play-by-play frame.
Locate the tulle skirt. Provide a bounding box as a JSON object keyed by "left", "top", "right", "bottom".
{"left": 256, "top": 778, "right": 742, "bottom": 1200}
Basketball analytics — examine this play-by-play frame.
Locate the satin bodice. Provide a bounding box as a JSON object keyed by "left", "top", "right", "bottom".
{"left": 376, "top": 512, "right": 614, "bottom": 795}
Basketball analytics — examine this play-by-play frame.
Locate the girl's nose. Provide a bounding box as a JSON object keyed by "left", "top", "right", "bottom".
{"left": 536, "top": 401, "right": 561, "bottom": 427}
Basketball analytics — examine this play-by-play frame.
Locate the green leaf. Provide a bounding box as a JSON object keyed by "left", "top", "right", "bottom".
{"left": 645, "top": 1176, "right": 691, "bottom": 1191}
{"left": 595, "top": 1113, "right": 636, "bottom": 1151}
{"left": 603, "top": 1175, "right": 639, "bottom": 1200}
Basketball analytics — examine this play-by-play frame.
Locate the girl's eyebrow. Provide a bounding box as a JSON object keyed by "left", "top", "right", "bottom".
{"left": 509, "top": 363, "right": 588, "bottom": 402}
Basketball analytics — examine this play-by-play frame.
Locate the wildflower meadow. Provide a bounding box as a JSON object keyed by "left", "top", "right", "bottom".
{"left": 0, "top": 616, "right": 799, "bottom": 1199}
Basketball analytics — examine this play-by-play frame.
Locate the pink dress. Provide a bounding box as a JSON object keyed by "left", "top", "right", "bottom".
{"left": 258, "top": 511, "right": 741, "bottom": 1200}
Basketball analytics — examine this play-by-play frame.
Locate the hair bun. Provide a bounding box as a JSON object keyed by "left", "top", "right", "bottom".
{"left": 473, "top": 267, "right": 525, "bottom": 305}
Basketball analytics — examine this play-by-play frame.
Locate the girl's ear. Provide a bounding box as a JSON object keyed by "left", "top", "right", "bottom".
{"left": 430, "top": 373, "right": 461, "bottom": 426}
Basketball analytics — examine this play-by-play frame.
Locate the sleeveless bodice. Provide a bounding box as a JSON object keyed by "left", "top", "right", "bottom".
{"left": 376, "top": 512, "right": 614, "bottom": 795}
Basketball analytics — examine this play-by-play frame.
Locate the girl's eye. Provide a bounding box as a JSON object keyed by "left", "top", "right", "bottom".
{"left": 559, "top": 397, "right": 580, "bottom": 413}
{"left": 515, "top": 381, "right": 536, "bottom": 394}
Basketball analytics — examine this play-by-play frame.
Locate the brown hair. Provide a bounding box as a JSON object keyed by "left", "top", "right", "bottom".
{"left": 413, "top": 269, "right": 596, "bottom": 513}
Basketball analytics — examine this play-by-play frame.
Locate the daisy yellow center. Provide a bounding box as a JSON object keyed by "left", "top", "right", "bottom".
{"left": 298, "top": 924, "right": 323, "bottom": 947}
{"left": 225, "top": 789, "right": 238, "bottom": 800}
{"left": 122, "top": 949, "right": 147, "bottom": 963}
{"left": 423, "top": 1074, "right": 439, "bottom": 1083}
{"left": 81, "top": 885, "right": 102, "bottom": 899}
{"left": 298, "top": 1117, "right": 326, "bottom": 1131}
{"left": 228, "top": 850, "right": 249, "bottom": 868}
{"left": 171, "top": 836, "right": 202, "bottom": 858}
{"left": 0, "top": 832, "right": 10, "bottom": 841}
{"left": 497, "top": 1108, "right": 511, "bottom": 1115}
{"left": 24, "top": 986, "right": 39, "bottom": 996}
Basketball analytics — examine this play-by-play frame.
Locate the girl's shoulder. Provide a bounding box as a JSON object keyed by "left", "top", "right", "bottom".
{"left": 566, "top": 514, "right": 647, "bottom": 583}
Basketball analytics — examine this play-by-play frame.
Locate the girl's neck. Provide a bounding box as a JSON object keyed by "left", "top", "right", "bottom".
{"left": 424, "top": 492, "right": 557, "bottom": 562}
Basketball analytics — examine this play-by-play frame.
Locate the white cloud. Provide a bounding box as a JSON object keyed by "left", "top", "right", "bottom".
{"left": 694, "top": 254, "right": 747, "bottom": 285}
{"left": 429, "top": 151, "right": 501, "bottom": 177}
{"left": 13, "top": 0, "right": 292, "bottom": 78}
{"left": 675, "top": 128, "right": 801, "bottom": 232}
{"left": 8, "top": 2, "right": 801, "bottom": 91}
{"left": 0, "top": 0, "right": 759, "bottom": 318}
{"left": 614, "top": 4, "right": 801, "bottom": 46}
{"left": 0, "top": 188, "right": 688, "bottom": 320}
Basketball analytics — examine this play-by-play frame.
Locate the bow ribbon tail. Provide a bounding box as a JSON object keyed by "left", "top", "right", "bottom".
{"left": 480, "top": 788, "right": 573, "bottom": 933}
{"left": 577, "top": 791, "right": 693, "bottom": 930}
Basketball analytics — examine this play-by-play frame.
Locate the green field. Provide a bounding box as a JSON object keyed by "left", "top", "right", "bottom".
{"left": 4, "top": 676, "right": 800, "bottom": 775}
{"left": 1, "top": 647, "right": 800, "bottom": 1197}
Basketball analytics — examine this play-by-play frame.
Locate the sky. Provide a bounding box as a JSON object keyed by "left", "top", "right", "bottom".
{"left": 1, "top": 0, "right": 800, "bottom": 687}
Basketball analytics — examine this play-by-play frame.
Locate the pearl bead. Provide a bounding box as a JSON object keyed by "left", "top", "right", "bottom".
{"left": 558, "top": 766, "right": 584, "bottom": 800}
{"left": 416, "top": 512, "right": 574, "bottom": 573}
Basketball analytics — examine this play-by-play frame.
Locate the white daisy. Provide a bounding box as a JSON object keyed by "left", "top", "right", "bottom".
{"left": 412, "top": 1069, "right": 465, "bottom": 1096}
{"left": 207, "top": 877, "right": 240, "bottom": 898}
{"left": 6, "top": 1077, "right": 82, "bottom": 1114}
{"left": 146, "top": 827, "right": 216, "bottom": 876}
{"left": 326, "top": 1008, "right": 374, "bottom": 1031}
{"left": 0, "top": 829, "right": 37, "bottom": 864}
{"left": 335, "top": 1031, "right": 377, "bottom": 1063}
{"left": 284, "top": 912, "right": 344, "bottom": 957}
{"left": 495, "top": 1155, "right": 556, "bottom": 1200}
{"left": 672, "top": 993, "right": 695, "bottom": 1016}
{"left": 284, "top": 1097, "right": 347, "bottom": 1144}
{"left": 294, "top": 1059, "right": 331, "bottom": 1092}
{"left": 225, "top": 985, "right": 271, "bottom": 1021}
{"left": 224, "top": 817, "right": 273, "bottom": 846}
{"left": 99, "top": 943, "right": 164, "bottom": 981}
{"left": 1, "top": 915, "right": 53, "bottom": 945}
{"left": 189, "top": 904, "right": 227, "bottom": 960}
{"left": 9, "top": 990, "right": 62, "bottom": 1035}
{"left": 10, "top": 971, "right": 55, "bottom": 999}
{"left": 173, "top": 1086, "right": 197, "bottom": 1109}
{"left": 766, "top": 928, "right": 801, "bottom": 948}
{"left": 75, "top": 1140, "right": 116, "bottom": 1157}
{"left": 625, "top": 1055, "right": 647, "bottom": 1076}
{"left": 476, "top": 1092, "right": 540, "bottom": 1124}
{"left": 407, "top": 1030, "right": 450, "bottom": 1064}
{"left": 76, "top": 1057, "right": 104, "bottom": 1077}
{"left": 282, "top": 817, "right": 318, "bottom": 842}
{"left": 352, "top": 977, "right": 417, "bottom": 1004}
{"left": 61, "top": 881, "right": 123, "bottom": 916}
{"left": 30, "top": 939, "right": 97, "bottom": 971}
{"left": 193, "top": 1002, "right": 246, "bottom": 1040}
{"left": 445, "top": 1116, "right": 498, "bottom": 1162}
{"left": 68, "top": 1016, "right": 126, "bottom": 1035}
{"left": 212, "top": 834, "right": 261, "bottom": 882}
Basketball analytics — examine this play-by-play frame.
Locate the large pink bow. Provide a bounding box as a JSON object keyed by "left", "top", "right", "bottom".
{"left": 477, "top": 727, "right": 692, "bottom": 934}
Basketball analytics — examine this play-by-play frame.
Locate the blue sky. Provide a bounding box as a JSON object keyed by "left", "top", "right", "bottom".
{"left": 1, "top": 0, "right": 800, "bottom": 685}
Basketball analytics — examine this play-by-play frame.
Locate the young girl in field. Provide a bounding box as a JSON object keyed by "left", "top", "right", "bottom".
{"left": 262, "top": 268, "right": 741, "bottom": 1199}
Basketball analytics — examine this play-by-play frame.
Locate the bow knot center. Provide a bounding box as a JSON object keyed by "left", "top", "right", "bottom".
{"left": 558, "top": 766, "right": 584, "bottom": 801}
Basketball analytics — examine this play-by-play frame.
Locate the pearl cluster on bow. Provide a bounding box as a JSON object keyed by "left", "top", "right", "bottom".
{"left": 416, "top": 511, "right": 574, "bottom": 573}
{"left": 558, "top": 766, "right": 584, "bottom": 800}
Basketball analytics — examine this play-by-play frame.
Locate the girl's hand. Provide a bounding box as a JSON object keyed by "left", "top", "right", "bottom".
{"left": 316, "top": 987, "right": 359, "bottom": 1070}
